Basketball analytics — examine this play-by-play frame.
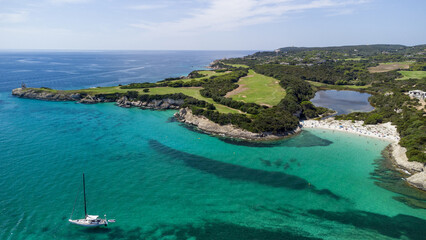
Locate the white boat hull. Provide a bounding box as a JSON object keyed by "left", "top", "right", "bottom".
{"left": 69, "top": 218, "right": 108, "bottom": 227}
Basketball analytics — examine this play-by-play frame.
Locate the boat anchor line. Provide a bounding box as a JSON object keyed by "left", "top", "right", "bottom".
{"left": 68, "top": 173, "right": 115, "bottom": 227}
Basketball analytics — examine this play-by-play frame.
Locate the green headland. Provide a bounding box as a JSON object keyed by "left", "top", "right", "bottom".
{"left": 14, "top": 44, "right": 426, "bottom": 165}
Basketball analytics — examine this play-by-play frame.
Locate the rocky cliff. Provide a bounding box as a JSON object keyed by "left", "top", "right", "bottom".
{"left": 12, "top": 88, "right": 78, "bottom": 101}
{"left": 12, "top": 88, "right": 184, "bottom": 110}
{"left": 389, "top": 143, "right": 426, "bottom": 191}
{"left": 174, "top": 108, "right": 300, "bottom": 140}
{"left": 116, "top": 96, "right": 183, "bottom": 110}
{"left": 12, "top": 88, "right": 301, "bottom": 141}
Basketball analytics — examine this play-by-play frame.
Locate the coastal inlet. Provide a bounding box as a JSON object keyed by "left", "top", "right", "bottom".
{"left": 1, "top": 94, "right": 425, "bottom": 239}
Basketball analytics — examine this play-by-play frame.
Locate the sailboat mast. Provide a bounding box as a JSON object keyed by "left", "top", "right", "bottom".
{"left": 83, "top": 173, "right": 87, "bottom": 217}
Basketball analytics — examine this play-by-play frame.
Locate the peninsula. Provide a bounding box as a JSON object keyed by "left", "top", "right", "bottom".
{"left": 12, "top": 44, "right": 426, "bottom": 190}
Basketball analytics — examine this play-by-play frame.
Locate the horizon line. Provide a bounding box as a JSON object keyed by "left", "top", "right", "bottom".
{"left": 0, "top": 43, "right": 425, "bottom": 53}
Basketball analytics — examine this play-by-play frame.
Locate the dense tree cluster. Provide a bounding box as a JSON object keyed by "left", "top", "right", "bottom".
{"left": 200, "top": 69, "right": 248, "bottom": 97}
{"left": 408, "top": 62, "right": 426, "bottom": 71}
{"left": 158, "top": 77, "right": 183, "bottom": 82}
{"left": 182, "top": 97, "right": 216, "bottom": 110}
{"left": 187, "top": 70, "right": 207, "bottom": 78}
{"left": 191, "top": 106, "right": 299, "bottom": 134}
{"left": 192, "top": 108, "right": 252, "bottom": 130}
{"left": 222, "top": 45, "right": 426, "bottom": 77}
{"left": 211, "top": 95, "right": 263, "bottom": 114}
{"left": 251, "top": 107, "right": 299, "bottom": 133}
{"left": 250, "top": 61, "right": 403, "bottom": 87}
{"left": 95, "top": 91, "right": 217, "bottom": 110}
{"left": 135, "top": 92, "right": 216, "bottom": 110}
{"left": 300, "top": 101, "right": 329, "bottom": 118}
{"left": 248, "top": 44, "right": 423, "bottom": 60}
{"left": 120, "top": 82, "right": 158, "bottom": 89}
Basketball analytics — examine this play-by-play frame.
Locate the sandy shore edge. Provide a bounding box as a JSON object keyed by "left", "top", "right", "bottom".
{"left": 301, "top": 118, "right": 425, "bottom": 191}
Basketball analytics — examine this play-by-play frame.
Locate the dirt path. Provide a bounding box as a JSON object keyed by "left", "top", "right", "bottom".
{"left": 224, "top": 75, "right": 254, "bottom": 97}
{"left": 225, "top": 84, "right": 248, "bottom": 97}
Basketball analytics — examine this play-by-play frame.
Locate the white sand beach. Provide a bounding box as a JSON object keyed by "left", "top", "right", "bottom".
{"left": 301, "top": 118, "right": 425, "bottom": 191}
{"left": 301, "top": 118, "right": 400, "bottom": 142}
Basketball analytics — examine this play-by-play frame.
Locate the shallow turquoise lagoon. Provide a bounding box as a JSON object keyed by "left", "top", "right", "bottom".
{"left": 0, "top": 93, "right": 425, "bottom": 239}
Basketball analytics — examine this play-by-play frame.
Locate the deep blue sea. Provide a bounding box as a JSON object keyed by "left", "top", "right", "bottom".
{"left": 0, "top": 50, "right": 255, "bottom": 91}
{"left": 0, "top": 51, "right": 425, "bottom": 240}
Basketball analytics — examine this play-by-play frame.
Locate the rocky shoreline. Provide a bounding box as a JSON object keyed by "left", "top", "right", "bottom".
{"left": 174, "top": 108, "right": 300, "bottom": 141}
{"left": 116, "top": 96, "right": 183, "bottom": 110}
{"left": 12, "top": 88, "right": 80, "bottom": 101}
{"left": 12, "top": 88, "right": 184, "bottom": 109}
{"left": 12, "top": 88, "right": 425, "bottom": 190}
{"left": 12, "top": 88, "right": 297, "bottom": 140}
{"left": 301, "top": 118, "right": 425, "bottom": 191}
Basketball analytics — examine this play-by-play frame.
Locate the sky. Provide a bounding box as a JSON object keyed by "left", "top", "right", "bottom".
{"left": 0, "top": 0, "right": 425, "bottom": 50}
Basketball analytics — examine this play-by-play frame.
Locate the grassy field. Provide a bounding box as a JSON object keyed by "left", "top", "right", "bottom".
{"left": 146, "top": 87, "right": 240, "bottom": 114}
{"left": 227, "top": 70, "right": 286, "bottom": 106}
{"left": 228, "top": 64, "right": 249, "bottom": 68}
{"left": 397, "top": 71, "right": 426, "bottom": 80}
{"left": 368, "top": 62, "right": 412, "bottom": 73}
{"left": 306, "top": 81, "right": 370, "bottom": 90}
{"left": 344, "top": 57, "right": 363, "bottom": 61}
{"left": 60, "top": 86, "right": 240, "bottom": 114}
{"left": 171, "top": 70, "right": 228, "bottom": 83}
{"left": 197, "top": 70, "right": 228, "bottom": 77}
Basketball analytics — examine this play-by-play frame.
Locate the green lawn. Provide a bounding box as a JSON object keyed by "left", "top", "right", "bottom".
{"left": 228, "top": 70, "right": 286, "bottom": 106}
{"left": 228, "top": 64, "right": 249, "bottom": 68}
{"left": 66, "top": 86, "right": 126, "bottom": 94}
{"left": 197, "top": 70, "right": 228, "bottom": 77}
{"left": 397, "top": 71, "right": 426, "bottom": 80}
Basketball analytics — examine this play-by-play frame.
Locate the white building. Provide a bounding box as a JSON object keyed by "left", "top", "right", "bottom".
{"left": 408, "top": 90, "right": 426, "bottom": 100}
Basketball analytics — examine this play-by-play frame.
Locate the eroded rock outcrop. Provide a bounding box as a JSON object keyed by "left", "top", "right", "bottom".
{"left": 116, "top": 96, "right": 184, "bottom": 110}
{"left": 79, "top": 95, "right": 98, "bottom": 104}
{"left": 390, "top": 143, "right": 424, "bottom": 173}
{"left": 389, "top": 143, "right": 426, "bottom": 191}
{"left": 12, "top": 88, "right": 76, "bottom": 101}
{"left": 174, "top": 108, "right": 300, "bottom": 140}
{"left": 407, "top": 172, "right": 426, "bottom": 191}
{"left": 12, "top": 88, "right": 184, "bottom": 110}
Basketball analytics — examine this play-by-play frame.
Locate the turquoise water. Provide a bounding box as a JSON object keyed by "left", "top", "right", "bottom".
{"left": 1, "top": 93, "right": 425, "bottom": 239}
{"left": 311, "top": 90, "right": 374, "bottom": 115}
{"left": 0, "top": 52, "right": 425, "bottom": 239}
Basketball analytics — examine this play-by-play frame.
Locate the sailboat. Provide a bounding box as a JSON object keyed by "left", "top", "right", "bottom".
{"left": 69, "top": 173, "right": 114, "bottom": 227}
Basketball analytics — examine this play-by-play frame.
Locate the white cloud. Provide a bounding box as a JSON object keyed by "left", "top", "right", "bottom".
{"left": 131, "top": 0, "right": 369, "bottom": 34}
{"left": 326, "top": 8, "right": 355, "bottom": 16}
{"left": 127, "top": 4, "right": 167, "bottom": 10}
{"left": 0, "top": 11, "right": 27, "bottom": 23}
